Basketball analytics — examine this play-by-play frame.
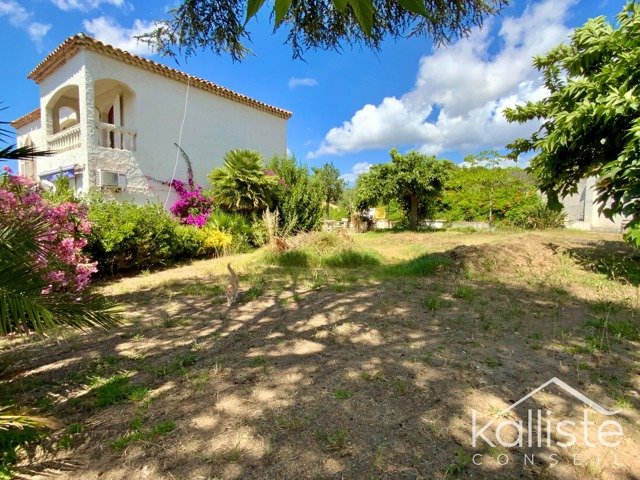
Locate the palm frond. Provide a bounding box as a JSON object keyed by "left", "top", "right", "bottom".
{"left": 208, "top": 149, "right": 276, "bottom": 214}
{"left": 1, "top": 105, "right": 50, "bottom": 161}
{"left": 0, "top": 218, "right": 120, "bottom": 335}
{"left": 0, "top": 144, "right": 49, "bottom": 161}
{"left": 0, "top": 406, "right": 57, "bottom": 431}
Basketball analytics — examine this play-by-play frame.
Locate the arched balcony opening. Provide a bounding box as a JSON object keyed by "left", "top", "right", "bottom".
{"left": 94, "top": 79, "right": 137, "bottom": 151}
{"left": 46, "top": 85, "right": 81, "bottom": 152}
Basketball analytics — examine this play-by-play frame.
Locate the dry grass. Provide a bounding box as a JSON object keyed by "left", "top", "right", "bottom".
{"left": 1, "top": 229, "right": 639, "bottom": 479}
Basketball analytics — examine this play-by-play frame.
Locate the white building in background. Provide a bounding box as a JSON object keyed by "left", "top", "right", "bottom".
{"left": 12, "top": 33, "right": 291, "bottom": 203}
{"left": 561, "top": 177, "right": 629, "bottom": 232}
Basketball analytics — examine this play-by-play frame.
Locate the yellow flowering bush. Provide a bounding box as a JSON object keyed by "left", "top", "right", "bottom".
{"left": 202, "top": 228, "right": 233, "bottom": 256}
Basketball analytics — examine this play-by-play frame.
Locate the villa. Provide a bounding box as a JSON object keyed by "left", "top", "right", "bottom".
{"left": 11, "top": 33, "right": 291, "bottom": 203}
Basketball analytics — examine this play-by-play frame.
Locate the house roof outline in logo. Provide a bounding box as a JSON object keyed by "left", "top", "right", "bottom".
{"left": 495, "top": 377, "right": 620, "bottom": 419}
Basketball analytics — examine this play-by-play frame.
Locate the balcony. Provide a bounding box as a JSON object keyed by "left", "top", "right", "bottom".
{"left": 97, "top": 122, "right": 137, "bottom": 151}
{"left": 47, "top": 124, "right": 81, "bottom": 152}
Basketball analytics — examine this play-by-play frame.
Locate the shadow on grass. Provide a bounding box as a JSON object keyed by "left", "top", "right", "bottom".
{"left": 267, "top": 248, "right": 451, "bottom": 277}
{"left": 1, "top": 236, "right": 639, "bottom": 479}
{"left": 562, "top": 240, "right": 640, "bottom": 286}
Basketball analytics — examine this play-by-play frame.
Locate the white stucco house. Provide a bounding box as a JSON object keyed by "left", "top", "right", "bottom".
{"left": 12, "top": 33, "right": 291, "bottom": 203}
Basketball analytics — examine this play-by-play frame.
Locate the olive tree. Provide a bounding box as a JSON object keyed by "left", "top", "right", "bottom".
{"left": 312, "top": 162, "right": 345, "bottom": 216}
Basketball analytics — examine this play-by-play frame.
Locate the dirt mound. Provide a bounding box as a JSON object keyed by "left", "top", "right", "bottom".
{"left": 449, "top": 236, "right": 560, "bottom": 277}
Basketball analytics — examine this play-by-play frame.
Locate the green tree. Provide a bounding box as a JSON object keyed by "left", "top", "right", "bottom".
{"left": 268, "top": 155, "right": 324, "bottom": 231}
{"left": 142, "top": 0, "right": 506, "bottom": 61}
{"left": 439, "top": 164, "right": 540, "bottom": 224}
{"left": 504, "top": 3, "right": 640, "bottom": 245}
{"left": 312, "top": 162, "right": 345, "bottom": 217}
{"left": 208, "top": 149, "right": 277, "bottom": 215}
{"left": 356, "top": 149, "right": 453, "bottom": 229}
{"left": 338, "top": 187, "right": 357, "bottom": 219}
{"left": 463, "top": 149, "right": 509, "bottom": 227}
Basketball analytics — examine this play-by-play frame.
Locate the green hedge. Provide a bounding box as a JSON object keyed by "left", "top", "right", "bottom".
{"left": 86, "top": 201, "right": 204, "bottom": 273}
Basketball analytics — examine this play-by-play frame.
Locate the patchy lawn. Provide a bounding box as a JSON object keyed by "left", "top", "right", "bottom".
{"left": 1, "top": 229, "right": 639, "bottom": 479}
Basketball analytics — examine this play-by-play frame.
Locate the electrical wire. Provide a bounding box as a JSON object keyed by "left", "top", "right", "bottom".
{"left": 164, "top": 77, "right": 190, "bottom": 209}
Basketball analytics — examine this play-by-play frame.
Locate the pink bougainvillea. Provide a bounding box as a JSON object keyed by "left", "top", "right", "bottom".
{"left": 168, "top": 179, "right": 212, "bottom": 227}
{"left": 0, "top": 167, "right": 97, "bottom": 294}
{"left": 148, "top": 146, "right": 213, "bottom": 227}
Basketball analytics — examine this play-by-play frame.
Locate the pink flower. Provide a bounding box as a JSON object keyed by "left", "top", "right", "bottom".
{"left": 23, "top": 192, "right": 41, "bottom": 205}
{"left": 2, "top": 171, "right": 97, "bottom": 295}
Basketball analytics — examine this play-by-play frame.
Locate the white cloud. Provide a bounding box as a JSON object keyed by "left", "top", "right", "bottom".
{"left": 83, "top": 16, "right": 156, "bottom": 55}
{"left": 0, "top": 0, "right": 29, "bottom": 24}
{"left": 309, "top": 0, "right": 576, "bottom": 159}
{"left": 289, "top": 77, "right": 319, "bottom": 89}
{"left": 52, "top": 0, "right": 126, "bottom": 11}
{"left": 27, "top": 22, "right": 51, "bottom": 44}
{"left": 0, "top": 0, "right": 51, "bottom": 49}
{"left": 340, "top": 161, "right": 372, "bottom": 184}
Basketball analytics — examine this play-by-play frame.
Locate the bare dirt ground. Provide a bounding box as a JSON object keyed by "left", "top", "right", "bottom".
{"left": 1, "top": 229, "right": 639, "bottom": 479}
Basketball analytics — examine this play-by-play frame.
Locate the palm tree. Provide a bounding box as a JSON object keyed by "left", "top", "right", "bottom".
{"left": 208, "top": 149, "right": 277, "bottom": 214}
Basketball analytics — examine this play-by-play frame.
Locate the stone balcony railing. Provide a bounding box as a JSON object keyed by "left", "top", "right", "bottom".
{"left": 45, "top": 122, "right": 138, "bottom": 153}
{"left": 96, "top": 122, "right": 137, "bottom": 151}
{"left": 47, "top": 124, "right": 81, "bottom": 152}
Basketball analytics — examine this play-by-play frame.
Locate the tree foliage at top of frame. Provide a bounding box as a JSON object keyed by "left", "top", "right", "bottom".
{"left": 140, "top": 0, "right": 507, "bottom": 61}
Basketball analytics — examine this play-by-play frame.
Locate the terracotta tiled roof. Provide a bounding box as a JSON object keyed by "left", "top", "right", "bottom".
{"left": 26, "top": 33, "right": 292, "bottom": 120}
{"left": 11, "top": 108, "right": 41, "bottom": 129}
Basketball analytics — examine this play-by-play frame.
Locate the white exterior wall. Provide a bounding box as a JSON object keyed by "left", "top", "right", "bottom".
{"left": 83, "top": 51, "right": 287, "bottom": 203}
{"left": 15, "top": 119, "right": 44, "bottom": 180}
{"left": 37, "top": 53, "right": 90, "bottom": 183}
{"left": 562, "top": 177, "right": 627, "bottom": 232}
{"left": 16, "top": 120, "right": 44, "bottom": 150}
{"left": 15, "top": 53, "right": 91, "bottom": 195}
{"left": 16, "top": 48, "right": 288, "bottom": 205}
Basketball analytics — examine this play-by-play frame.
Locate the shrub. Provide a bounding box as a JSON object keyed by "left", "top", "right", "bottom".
{"left": 321, "top": 249, "right": 381, "bottom": 268}
{"left": 172, "top": 224, "right": 206, "bottom": 260}
{"left": 87, "top": 201, "right": 180, "bottom": 272}
{"left": 0, "top": 169, "right": 96, "bottom": 293}
{"left": 86, "top": 198, "right": 238, "bottom": 272}
{"left": 268, "top": 155, "right": 323, "bottom": 232}
{"left": 438, "top": 166, "right": 540, "bottom": 223}
{"left": 207, "top": 208, "right": 256, "bottom": 251}
{"left": 166, "top": 180, "right": 212, "bottom": 227}
{"left": 328, "top": 205, "right": 349, "bottom": 221}
{"left": 202, "top": 229, "right": 233, "bottom": 255}
{"left": 505, "top": 203, "right": 566, "bottom": 229}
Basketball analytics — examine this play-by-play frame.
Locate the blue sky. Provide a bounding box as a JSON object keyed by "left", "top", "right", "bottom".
{"left": 1, "top": 0, "right": 622, "bottom": 181}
